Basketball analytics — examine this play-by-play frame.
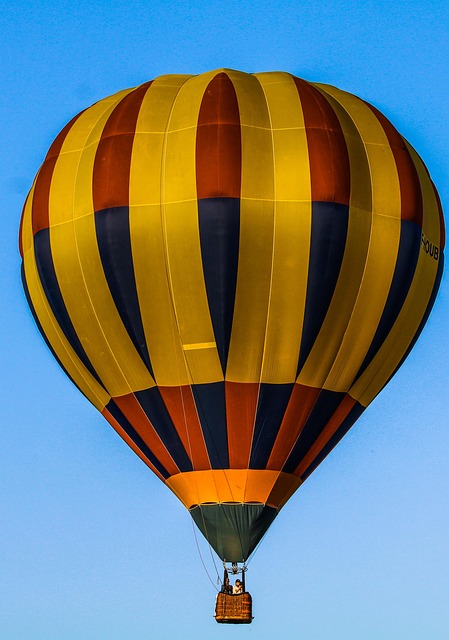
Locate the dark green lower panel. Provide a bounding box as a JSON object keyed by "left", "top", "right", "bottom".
{"left": 190, "top": 503, "right": 278, "bottom": 562}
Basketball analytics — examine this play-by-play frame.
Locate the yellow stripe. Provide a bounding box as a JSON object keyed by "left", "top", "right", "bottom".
{"left": 350, "top": 248, "right": 439, "bottom": 406}
{"left": 161, "top": 71, "right": 223, "bottom": 384}
{"left": 50, "top": 88, "right": 133, "bottom": 218}
{"left": 48, "top": 90, "right": 155, "bottom": 396}
{"left": 129, "top": 76, "right": 193, "bottom": 386}
{"left": 296, "top": 87, "right": 373, "bottom": 389}
{"left": 22, "top": 247, "right": 110, "bottom": 411}
{"left": 351, "top": 143, "right": 442, "bottom": 405}
{"left": 299, "top": 84, "right": 402, "bottom": 392}
{"left": 225, "top": 71, "right": 276, "bottom": 382}
{"left": 253, "top": 72, "right": 312, "bottom": 383}
{"left": 165, "top": 469, "right": 302, "bottom": 509}
{"left": 129, "top": 75, "right": 192, "bottom": 206}
{"left": 406, "top": 141, "right": 442, "bottom": 245}
{"left": 20, "top": 179, "right": 36, "bottom": 257}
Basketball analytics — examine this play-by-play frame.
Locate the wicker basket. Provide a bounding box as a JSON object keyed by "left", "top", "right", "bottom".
{"left": 215, "top": 592, "right": 253, "bottom": 624}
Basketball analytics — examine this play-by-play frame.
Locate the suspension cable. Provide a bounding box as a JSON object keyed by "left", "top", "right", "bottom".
{"left": 191, "top": 516, "right": 220, "bottom": 592}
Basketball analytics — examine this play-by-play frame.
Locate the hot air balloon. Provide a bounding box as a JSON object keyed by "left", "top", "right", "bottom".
{"left": 19, "top": 69, "right": 444, "bottom": 623}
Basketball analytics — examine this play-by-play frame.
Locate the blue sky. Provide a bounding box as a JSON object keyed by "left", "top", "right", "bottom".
{"left": 1, "top": 1, "right": 449, "bottom": 638}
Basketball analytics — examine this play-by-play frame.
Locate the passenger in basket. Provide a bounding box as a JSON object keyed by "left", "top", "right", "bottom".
{"left": 233, "top": 579, "right": 243, "bottom": 595}
{"left": 223, "top": 576, "right": 233, "bottom": 595}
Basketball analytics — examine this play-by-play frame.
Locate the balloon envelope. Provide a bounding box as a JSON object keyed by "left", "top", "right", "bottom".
{"left": 20, "top": 69, "right": 444, "bottom": 562}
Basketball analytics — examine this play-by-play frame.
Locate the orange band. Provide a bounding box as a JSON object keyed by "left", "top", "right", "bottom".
{"left": 165, "top": 469, "right": 302, "bottom": 509}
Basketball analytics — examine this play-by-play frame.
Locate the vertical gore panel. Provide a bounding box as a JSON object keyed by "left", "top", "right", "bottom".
{"left": 101, "top": 407, "right": 167, "bottom": 482}
{"left": 267, "top": 384, "right": 321, "bottom": 470}
{"left": 299, "top": 401, "right": 365, "bottom": 480}
{"left": 158, "top": 386, "right": 211, "bottom": 470}
{"left": 249, "top": 383, "right": 294, "bottom": 469}
{"left": 105, "top": 399, "right": 170, "bottom": 479}
{"left": 128, "top": 77, "right": 192, "bottom": 388}
{"left": 33, "top": 228, "right": 102, "bottom": 386}
{"left": 293, "top": 394, "right": 358, "bottom": 476}
{"left": 198, "top": 198, "right": 240, "bottom": 373}
{"left": 255, "top": 73, "right": 312, "bottom": 384}
{"left": 195, "top": 72, "right": 242, "bottom": 376}
{"left": 294, "top": 78, "right": 350, "bottom": 205}
{"left": 283, "top": 389, "right": 346, "bottom": 473}
{"left": 224, "top": 71, "right": 275, "bottom": 384}
{"left": 191, "top": 382, "right": 229, "bottom": 468}
{"left": 31, "top": 112, "right": 84, "bottom": 236}
{"left": 134, "top": 387, "right": 193, "bottom": 472}
{"left": 21, "top": 263, "right": 88, "bottom": 397}
{"left": 355, "top": 220, "right": 421, "bottom": 380}
{"left": 161, "top": 72, "right": 224, "bottom": 385}
{"left": 387, "top": 252, "right": 444, "bottom": 386}
{"left": 365, "top": 102, "right": 423, "bottom": 225}
{"left": 92, "top": 82, "right": 151, "bottom": 211}
{"left": 226, "top": 382, "right": 259, "bottom": 468}
{"left": 113, "top": 393, "right": 181, "bottom": 476}
{"left": 102, "top": 406, "right": 165, "bottom": 482}
{"left": 95, "top": 206, "right": 154, "bottom": 377}
{"left": 297, "top": 202, "right": 349, "bottom": 374}
{"left": 31, "top": 156, "right": 58, "bottom": 236}
{"left": 196, "top": 72, "right": 241, "bottom": 199}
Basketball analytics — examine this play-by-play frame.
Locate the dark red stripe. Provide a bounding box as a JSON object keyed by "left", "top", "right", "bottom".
{"left": 113, "top": 393, "right": 180, "bottom": 476}
{"left": 282, "top": 389, "right": 346, "bottom": 474}
{"left": 365, "top": 102, "right": 423, "bottom": 226}
{"left": 92, "top": 82, "right": 152, "bottom": 212}
{"left": 134, "top": 386, "right": 193, "bottom": 472}
{"left": 196, "top": 72, "right": 241, "bottom": 199}
{"left": 103, "top": 399, "right": 171, "bottom": 479}
{"left": 31, "top": 112, "right": 84, "bottom": 237}
{"left": 266, "top": 384, "right": 321, "bottom": 470}
{"left": 226, "top": 381, "right": 259, "bottom": 468}
{"left": 101, "top": 405, "right": 167, "bottom": 482}
{"left": 293, "top": 78, "right": 350, "bottom": 205}
{"left": 293, "top": 394, "right": 363, "bottom": 477}
{"left": 159, "top": 386, "right": 211, "bottom": 470}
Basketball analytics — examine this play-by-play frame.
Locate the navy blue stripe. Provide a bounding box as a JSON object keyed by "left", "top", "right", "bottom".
{"left": 21, "top": 263, "right": 91, "bottom": 398}
{"left": 297, "top": 202, "right": 349, "bottom": 376}
{"left": 198, "top": 198, "right": 240, "bottom": 373}
{"left": 191, "top": 382, "right": 229, "bottom": 468}
{"left": 95, "top": 207, "right": 154, "bottom": 378}
{"left": 386, "top": 250, "right": 444, "bottom": 387}
{"left": 249, "top": 383, "right": 294, "bottom": 469}
{"left": 33, "top": 229, "right": 104, "bottom": 387}
{"left": 134, "top": 387, "right": 193, "bottom": 472}
{"left": 283, "top": 389, "right": 345, "bottom": 474}
{"left": 105, "top": 399, "right": 170, "bottom": 479}
{"left": 355, "top": 220, "right": 422, "bottom": 381}
{"left": 300, "top": 402, "right": 365, "bottom": 481}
